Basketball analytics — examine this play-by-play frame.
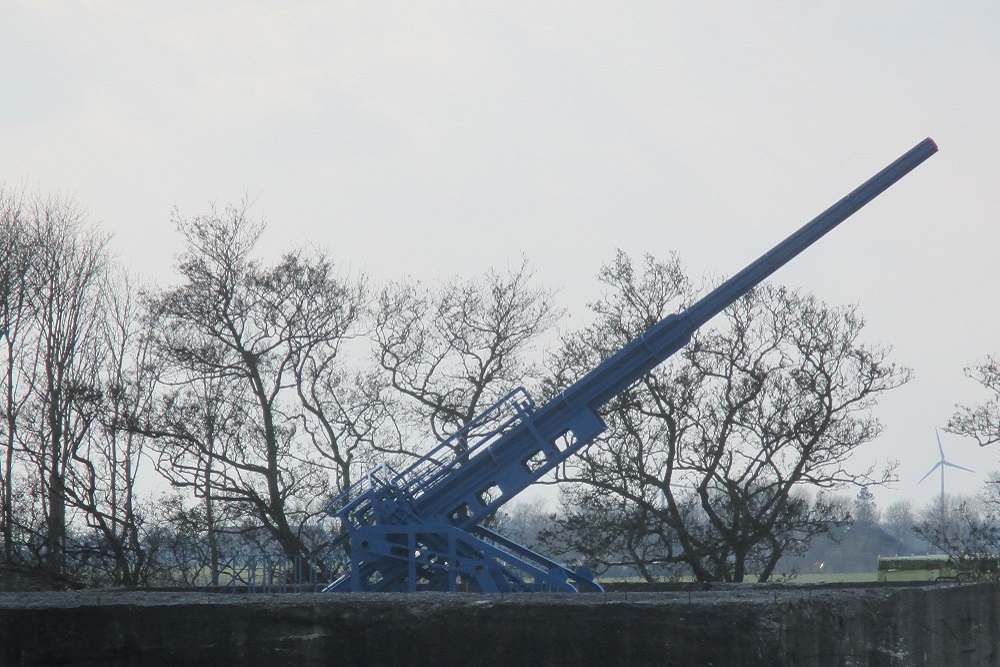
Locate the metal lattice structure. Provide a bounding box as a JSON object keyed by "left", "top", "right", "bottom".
{"left": 324, "top": 137, "right": 938, "bottom": 593}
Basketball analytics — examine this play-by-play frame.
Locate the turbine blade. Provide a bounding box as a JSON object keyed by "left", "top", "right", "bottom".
{"left": 936, "top": 429, "right": 945, "bottom": 459}
{"left": 918, "top": 462, "right": 943, "bottom": 484}
{"left": 943, "top": 461, "right": 975, "bottom": 474}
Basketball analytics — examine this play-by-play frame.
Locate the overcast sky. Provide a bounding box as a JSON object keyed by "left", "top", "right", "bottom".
{"left": 3, "top": 1, "right": 998, "bottom": 509}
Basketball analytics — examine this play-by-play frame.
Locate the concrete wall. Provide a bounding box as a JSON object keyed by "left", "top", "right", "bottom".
{"left": 0, "top": 583, "right": 997, "bottom": 666}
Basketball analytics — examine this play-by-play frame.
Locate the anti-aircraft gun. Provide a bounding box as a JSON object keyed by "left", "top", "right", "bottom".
{"left": 323, "top": 138, "right": 938, "bottom": 593}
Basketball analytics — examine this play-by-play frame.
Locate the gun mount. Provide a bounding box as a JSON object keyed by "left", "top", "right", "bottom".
{"left": 324, "top": 138, "right": 938, "bottom": 593}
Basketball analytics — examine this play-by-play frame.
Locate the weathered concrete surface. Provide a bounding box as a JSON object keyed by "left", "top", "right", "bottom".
{"left": 0, "top": 583, "right": 997, "bottom": 666}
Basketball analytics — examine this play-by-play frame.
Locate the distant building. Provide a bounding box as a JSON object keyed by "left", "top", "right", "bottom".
{"left": 778, "top": 521, "right": 921, "bottom": 575}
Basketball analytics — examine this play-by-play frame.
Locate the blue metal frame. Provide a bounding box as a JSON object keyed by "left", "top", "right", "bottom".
{"left": 325, "top": 138, "right": 938, "bottom": 593}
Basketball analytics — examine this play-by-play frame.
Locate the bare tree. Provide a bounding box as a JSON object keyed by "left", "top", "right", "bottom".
{"left": 16, "top": 194, "right": 110, "bottom": 581}
{"left": 148, "top": 369, "right": 264, "bottom": 582}
{"left": 142, "top": 203, "right": 368, "bottom": 560}
{"left": 548, "top": 251, "right": 907, "bottom": 582}
{"left": 913, "top": 487, "right": 1000, "bottom": 577}
{"left": 540, "top": 484, "right": 690, "bottom": 582}
{"left": 373, "top": 260, "right": 560, "bottom": 455}
{"left": 56, "top": 270, "right": 161, "bottom": 586}
{"left": 292, "top": 351, "right": 394, "bottom": 496}
{"left": 0, "top": 186, "right": 37, "bottom": 563}
{"left": 916, "top": 356, "right": 1000, "bottom": 577}
{"left": 881, "top": 499, "right": 917, "bottom": 545}
{"left": 948, "top": 355, "right": 1000, "bottom": 448}
{"left": 492, "top": 496, "right": 553, "bottom": 551}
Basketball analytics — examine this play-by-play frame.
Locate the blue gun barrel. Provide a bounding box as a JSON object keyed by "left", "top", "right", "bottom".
{"left": 413, "top": 137, "right": 938, "bottom": 526}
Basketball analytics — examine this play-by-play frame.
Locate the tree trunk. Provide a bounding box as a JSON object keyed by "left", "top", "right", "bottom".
{"left": 2, "top": 368, "right": 14, "bottom": 561}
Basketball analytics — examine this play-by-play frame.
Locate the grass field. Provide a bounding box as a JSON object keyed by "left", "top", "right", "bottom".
{"left": 775, "top": 572, "right": 877, "bottom": 584}
{"left": 601, "top": 572, "right": 880, "bottom": 585}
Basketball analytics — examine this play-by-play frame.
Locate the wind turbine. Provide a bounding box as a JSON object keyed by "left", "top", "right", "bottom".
{"left": 918, "top": 428, "right": 975, "bottom": 520}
